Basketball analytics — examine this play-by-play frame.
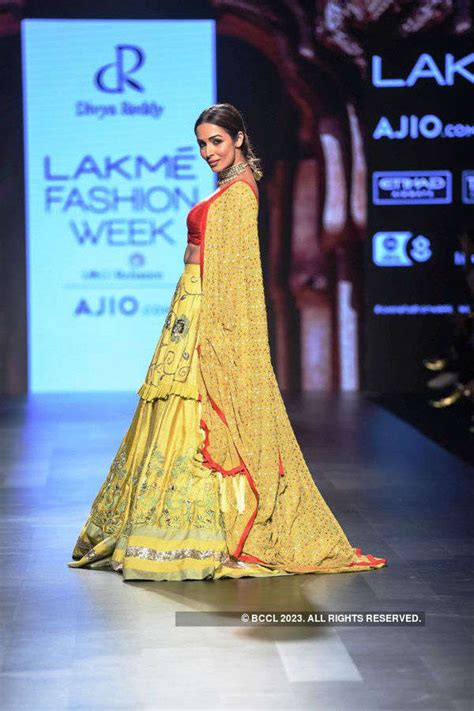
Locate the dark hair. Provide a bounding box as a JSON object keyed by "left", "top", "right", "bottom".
{"left": 194, "top": 103, "right": 263, "bottom": 181}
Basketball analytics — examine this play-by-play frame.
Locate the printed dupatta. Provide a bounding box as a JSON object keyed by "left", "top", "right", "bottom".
{"left": 197, "top": 179, "right": 386, "bottom": 573}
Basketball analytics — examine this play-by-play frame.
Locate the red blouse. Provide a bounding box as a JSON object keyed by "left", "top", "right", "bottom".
{"left": 186, "top": 199, "right": 207, "bottom": 246}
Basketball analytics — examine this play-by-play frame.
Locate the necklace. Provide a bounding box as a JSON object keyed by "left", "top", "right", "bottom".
{"left": 217, "top": 161, "right": 248, "bottom": 186}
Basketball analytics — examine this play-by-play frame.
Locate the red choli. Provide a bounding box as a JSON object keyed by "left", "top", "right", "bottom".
{"left": 186, "top": 199, "right": 207, "bottom": 246}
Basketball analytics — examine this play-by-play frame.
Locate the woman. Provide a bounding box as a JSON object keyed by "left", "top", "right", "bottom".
{"left": 68, "top": 103, "right": 387, "bottom": 581}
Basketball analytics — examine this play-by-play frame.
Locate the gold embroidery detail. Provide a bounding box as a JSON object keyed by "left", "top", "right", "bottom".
{"left": 124, "top": 545, "right": 231, "bottom": 563}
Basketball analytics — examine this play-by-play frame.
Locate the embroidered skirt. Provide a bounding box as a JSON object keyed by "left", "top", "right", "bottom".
{"left": 68, "top": 263, "right": 290, "bottom": 581}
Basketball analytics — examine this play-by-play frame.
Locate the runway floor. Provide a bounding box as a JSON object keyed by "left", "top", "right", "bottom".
{"left": 0, "top": 391, "right": 472, "bottom": 711}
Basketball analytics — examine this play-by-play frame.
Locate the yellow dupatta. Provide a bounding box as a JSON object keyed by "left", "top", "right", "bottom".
{"left": 198, "top": 179, "right": 387, "bottom": 573}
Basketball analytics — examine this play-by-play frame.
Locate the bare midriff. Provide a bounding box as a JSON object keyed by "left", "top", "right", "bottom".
{"left": 183, "top": 243, "right": 200, "bottom": 264}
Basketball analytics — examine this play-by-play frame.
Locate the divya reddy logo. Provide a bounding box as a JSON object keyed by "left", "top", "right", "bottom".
{"left": 372, "top": 171, "right": 452, "bottom": 205}
{"left": 76, "top": 44, "right": 163, "bottom": 118}
{"left": 94, "top": 45, "right": 145, "bottom": 93}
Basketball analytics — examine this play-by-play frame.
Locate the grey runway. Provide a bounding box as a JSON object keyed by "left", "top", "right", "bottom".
{"left": 0, "top": 392, "right": 472, "bottom": 710}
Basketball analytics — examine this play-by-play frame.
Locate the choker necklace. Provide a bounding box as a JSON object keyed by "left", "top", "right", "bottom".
{"left": 217, "top": 161, "right": 248, "bottom": 186}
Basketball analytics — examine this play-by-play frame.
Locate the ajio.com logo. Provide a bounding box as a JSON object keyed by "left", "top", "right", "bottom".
{"left": 373, "top": 115, "right": 474, "bottom": 140}
{"left": 94, "top": 45, "right": 145, "bottom": 93}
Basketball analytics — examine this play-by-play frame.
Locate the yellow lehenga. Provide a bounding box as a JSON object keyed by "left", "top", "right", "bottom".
{"left": 68, "top": 178, "right": 387, "bottom": 580}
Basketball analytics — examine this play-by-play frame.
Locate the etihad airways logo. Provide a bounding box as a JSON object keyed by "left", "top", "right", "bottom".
{"left": 372, "top": 171, "right": 452, "bottom": 205}
{"left": 372, "top": 53, "right": 474, "bottom": 87}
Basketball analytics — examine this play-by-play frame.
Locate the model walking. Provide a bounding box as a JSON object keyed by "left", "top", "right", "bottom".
{"left": 68, "top": 103, "right": 387, "bottom": 581}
